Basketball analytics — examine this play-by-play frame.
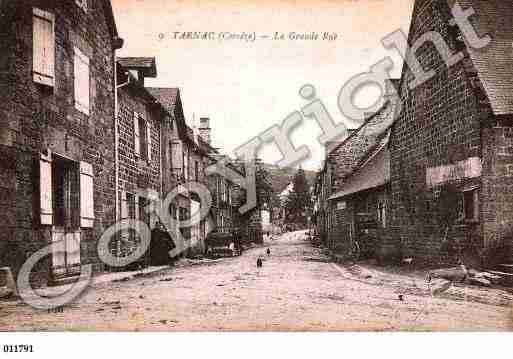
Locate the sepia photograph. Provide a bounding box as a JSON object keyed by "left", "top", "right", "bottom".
{"left": 0, "top": 0, "right": 512, "bottom": 356}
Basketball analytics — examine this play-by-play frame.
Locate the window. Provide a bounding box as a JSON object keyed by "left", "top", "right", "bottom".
{"left": 179, "top": 207, "right": 190, "bottom": 239}
{"left": 219, "top": 178, "right": 227, "bottom": 202}
{"left": 139, "top": 116, "right": 148, "bottom": 159}
{"left": 463, "top": 189, "right": 479, "bottom": 222}
{"left": 195, "top": 161, "right": 199, "bottom": 182}
{"left": 169, "top": 141, "right": 174, "bottom": 172}
{"left": 377, "top": 201, "right": 386, "bottom": 228}
{"left": 39, "top": 150, "right": 95, "bottom": 228}
{"left": 52, "top": 158, "right": 79, "bottom": 228}
{"left": 74, "top": 47, "right": 90, "bottom": 115}
{"left": 33, "top": 8, "right": 55, "bottom": 87}
{"left": 170, "top": 141, "right": 181, "bottom": 179}
{"left": 138, "top": 197, "right": 150, "bottom": 228}
{"left": 134, "top": 112, "right": 151, "bottom": 161}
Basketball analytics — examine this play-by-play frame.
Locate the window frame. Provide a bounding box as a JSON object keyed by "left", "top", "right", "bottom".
{"left": 462, "top": 187, "right": 480, "bottom": 223}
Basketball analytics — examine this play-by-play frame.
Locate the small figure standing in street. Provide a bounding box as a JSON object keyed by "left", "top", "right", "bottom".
{"left": 266, "top": 248, "right": 271, "bottom": 256}
{"left": 256, "top": 257, "right": 263, "bottom": 268}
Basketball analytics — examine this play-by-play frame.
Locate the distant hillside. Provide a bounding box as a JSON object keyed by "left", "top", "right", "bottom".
{"left": 262, "top": 163, "right": 317, "bottom": 195}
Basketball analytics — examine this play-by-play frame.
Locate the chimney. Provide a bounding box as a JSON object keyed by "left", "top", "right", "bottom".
{"left": 199, "top": 117, "right": 211, "bottom": 144}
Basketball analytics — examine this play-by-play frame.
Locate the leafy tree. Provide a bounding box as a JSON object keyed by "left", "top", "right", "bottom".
{"left": 284, "top": 168, "right": 312, "bottom": 226}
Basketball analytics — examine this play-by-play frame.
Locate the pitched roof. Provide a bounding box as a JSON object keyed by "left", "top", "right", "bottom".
{"left": 322, "top": 96, "right": 397, "bottom": 183}
{"left": 325, "top": 78, "right": 400, "bottom": 157}
{"left": 146, "top": 87, "right": 180, "bottom": 113}
{"left": 449, "top": 0, "right": 513, "bottom": 115}
{"left": 117, "top": 57, "right": 157, "bottom": 78}
{"left": 329, "top": 140, "right": 390, "bottom": 201}
{"left": 403, "top": 0, "right": 513, "bottom": 116}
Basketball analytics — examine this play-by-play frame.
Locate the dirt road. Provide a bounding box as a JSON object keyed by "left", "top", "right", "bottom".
{"left": 1, "top": 231, "right": 512, "bottom": 331}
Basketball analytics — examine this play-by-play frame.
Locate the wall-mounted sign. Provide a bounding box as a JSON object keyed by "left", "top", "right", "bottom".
{"left": 426, "top": 157, "right": 482, "bottom": 188}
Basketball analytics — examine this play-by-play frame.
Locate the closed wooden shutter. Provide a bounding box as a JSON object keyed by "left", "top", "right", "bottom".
{"left": 183, "top": 148, "right": 188, "bottom": 180}
{"left": 40, "top": 150, "right": 53, "bottom": 225}
{"left": 79, "top": 161, "right": 94, "bottom": 228}
{"left": 134, "top": 112, "right": 141, "bottom": 156}
{"left": 74, "top": 47, "right": 90, "bottom": 115}
{"left": 147, "top": 122, "right": 152, "bottom": 161}
{"left": 33, "top": 8, "right": 55, "bottom": 87}
{"left": 120, "top": 191, "right": 128, "bottom": 220}
{"left": 171, "top": 141, "right": 180, "bottom": 170}
{"left": 134, "top": 195, "right": 140, "bottom": 221}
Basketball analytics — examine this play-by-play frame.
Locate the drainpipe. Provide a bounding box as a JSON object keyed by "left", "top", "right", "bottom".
{"left": 114, "top": 55, "right": 130, "bottom": 222}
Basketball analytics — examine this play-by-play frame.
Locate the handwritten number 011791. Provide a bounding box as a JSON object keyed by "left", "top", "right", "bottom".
{"left": 3, "top": 345, "right": 34, "bottom": 353}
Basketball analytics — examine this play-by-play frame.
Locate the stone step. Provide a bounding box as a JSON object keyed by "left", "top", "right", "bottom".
{"left": 487, "top": 270, "right": 513, "bottom": 287}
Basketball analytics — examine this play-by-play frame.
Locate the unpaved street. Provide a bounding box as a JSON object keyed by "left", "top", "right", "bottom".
{"left": 1, "top": 231, "right": 512, "bottom": 331}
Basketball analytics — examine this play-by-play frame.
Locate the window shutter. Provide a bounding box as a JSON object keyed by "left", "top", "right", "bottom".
{"left": 74, "top": 47, "right": 90, "bottom": 115}
{"left": 79, "top": 161, "right": 95, "bottom": 228}
{"left": 147, "top": 122, "right": 152, "bottom": 161}
{"left": 33, "top": 8, "right": 55, "bottom": 87}
{"left": 134, "top": 195, "right": 140, "bottom": 221}
{"left": 120, "top": 191, "right": 128, "bottom": 220}
{"left": 134, "top": 112, "right": 141, "bottom": 156}
{"left": 171, "top": 142, "right": 180, "bottom": 170}
{"left": 40, "top": 150, "right": 53, "bottom": 225}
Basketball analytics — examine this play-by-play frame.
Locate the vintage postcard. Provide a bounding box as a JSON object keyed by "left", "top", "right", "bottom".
{"left": 0, "top": 0, "right": 513, "bottom": 353}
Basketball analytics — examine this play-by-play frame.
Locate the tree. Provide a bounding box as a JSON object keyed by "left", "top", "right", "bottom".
{"left": 284, "top": 168, "right": 312, "bottom": 226}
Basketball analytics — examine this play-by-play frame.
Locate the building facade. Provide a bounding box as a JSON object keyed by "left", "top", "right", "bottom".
{"left": 147, "top": 87, "right": 195, "bottom": 255}
{"left": 114, "top": 57, "right": 165, "bottom": 267}
{"left": 387, "top": 0, "right": 513, "bottom": 267}
{"left": 0, "top": 0, "right": 123, "bottom": 285}
{"left": 313, "top": 82, "right": 399, "bottom": 254}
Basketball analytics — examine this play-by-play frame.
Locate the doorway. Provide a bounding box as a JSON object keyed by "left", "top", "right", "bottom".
{"left": 51, "top": 155, "right": 81, "bottom": 279}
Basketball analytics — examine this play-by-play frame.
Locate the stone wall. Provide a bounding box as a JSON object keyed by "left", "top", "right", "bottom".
{"left": 117, "top": 88, "right": 161, "bottom": 195}
{"left": 0, "top": 0, "right": 117, "bottom": 284}
{"left": 388, "top": 0, "right": 489, "bottom": 265}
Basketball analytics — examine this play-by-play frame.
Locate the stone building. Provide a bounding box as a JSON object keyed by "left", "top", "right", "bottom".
{"left": 0, "top": 0, "right": 123, "bottom": 285}
{"left": 196, "top": 119, "right": 244, "bottom": 240}
{"left": 147, "top": 87, "right": 195, "bottom": 254}
{"left": 328, "top": 133, "right": 391, "bottom": 261}
{"left": 114, "top": 57, "right": 166, "bottom": 267}
{"left": 387, "top": 0, "right": 513, "bottom": 266}
{"left": 313, "top": 81, "right": 399, "bottom": 253}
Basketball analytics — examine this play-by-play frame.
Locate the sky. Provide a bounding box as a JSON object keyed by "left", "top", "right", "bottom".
{"left": 112, "top": 0, "right": 414, "bottom": 171}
